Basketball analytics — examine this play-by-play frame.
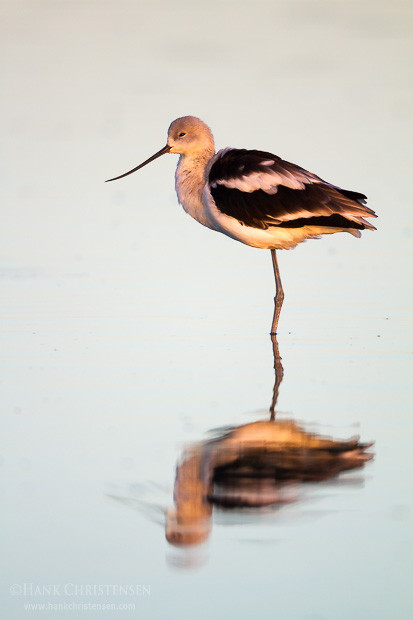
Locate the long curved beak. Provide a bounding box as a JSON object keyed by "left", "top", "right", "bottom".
{"left": 105, "top": 145, "right": 172, "bottom": 182}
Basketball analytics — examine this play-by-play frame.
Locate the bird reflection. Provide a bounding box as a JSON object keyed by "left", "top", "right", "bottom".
{"left": 166, "top": 334, "right": 373, "bottom": 546}
{"left": 270, "top": 333, "right": 284, "bottom": 420}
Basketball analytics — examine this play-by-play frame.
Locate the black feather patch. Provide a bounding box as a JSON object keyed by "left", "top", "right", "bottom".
{"left": 208, "top": 149, "right": 373, "bottom": 230}
{"left": 210, "top": 184, "right": 367, "bottom": 230}
{"left": 209, "top": 149, "right": 284, "bottom": 182}
{"left": 335, "top": 188, "right": 367, "bottom": 206}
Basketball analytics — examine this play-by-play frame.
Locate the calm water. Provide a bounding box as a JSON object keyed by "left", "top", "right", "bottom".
{"left": 1, "top": 1, "right": 412, "bottom": 618}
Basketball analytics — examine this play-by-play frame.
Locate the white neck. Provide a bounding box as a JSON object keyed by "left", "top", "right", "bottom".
{"left": 175, "top": 149, "right": 215, "bottom": 229}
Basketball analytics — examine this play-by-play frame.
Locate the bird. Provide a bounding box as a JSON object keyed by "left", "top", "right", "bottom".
{"left": 106, "top": 116, "right": 377, "bottom": 333}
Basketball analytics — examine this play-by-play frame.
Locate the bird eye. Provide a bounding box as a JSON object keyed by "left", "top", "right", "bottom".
{"left": 178, "top": 132, "right": 186, "bottom": 138}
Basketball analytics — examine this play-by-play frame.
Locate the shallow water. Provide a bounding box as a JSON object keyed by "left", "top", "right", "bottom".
{"left": 1, "top": 1, "right": 413, "bottom": 618}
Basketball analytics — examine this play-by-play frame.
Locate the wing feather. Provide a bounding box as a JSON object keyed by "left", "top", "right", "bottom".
{"left": 208, "top": 148, "right": 376, "bottom": 231}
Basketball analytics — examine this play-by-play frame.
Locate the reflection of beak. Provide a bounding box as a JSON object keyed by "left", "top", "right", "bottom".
{"left": 105, "top": 144, "right": 172, "bottom": 182}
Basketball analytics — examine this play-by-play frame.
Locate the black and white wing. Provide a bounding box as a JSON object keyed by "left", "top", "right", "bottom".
{"left": 208, "top": 148, "right": 377, "bottom": 231}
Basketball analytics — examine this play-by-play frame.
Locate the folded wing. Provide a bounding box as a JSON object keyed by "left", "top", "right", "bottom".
{"left": 208, "top": 148, "right": 377, "bottom": 231}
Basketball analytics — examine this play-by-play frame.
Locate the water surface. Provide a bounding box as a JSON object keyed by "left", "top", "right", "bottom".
{"left": 1, "top": 1, "right": 412, "bottom": 618}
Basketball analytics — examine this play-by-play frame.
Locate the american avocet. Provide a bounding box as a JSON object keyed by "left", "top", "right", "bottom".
{"left": 106, "top": 116, "right": 377, "bottom": 333}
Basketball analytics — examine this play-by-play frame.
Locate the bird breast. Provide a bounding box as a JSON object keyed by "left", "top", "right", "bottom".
{"left": 175, "top": 155, "right": 216, "bottom": 230}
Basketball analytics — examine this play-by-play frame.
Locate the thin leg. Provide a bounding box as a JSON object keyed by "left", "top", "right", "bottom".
{"left": 269, "top": 333, "right": 284, "bottom": 421}
{"left": 270, "top": 249, "right": 284, "bottom": 335}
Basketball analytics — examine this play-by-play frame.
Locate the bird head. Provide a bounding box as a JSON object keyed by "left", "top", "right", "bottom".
{"left": 166, "top": 116, "right": 215, "bottom": 156}
{"left": 106, "top": 115, "right": 214, "bottom": 183}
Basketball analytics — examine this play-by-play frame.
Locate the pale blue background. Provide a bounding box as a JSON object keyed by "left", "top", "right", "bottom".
{"left": 1, "top": 1, "right": 412, "bottom": 618}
